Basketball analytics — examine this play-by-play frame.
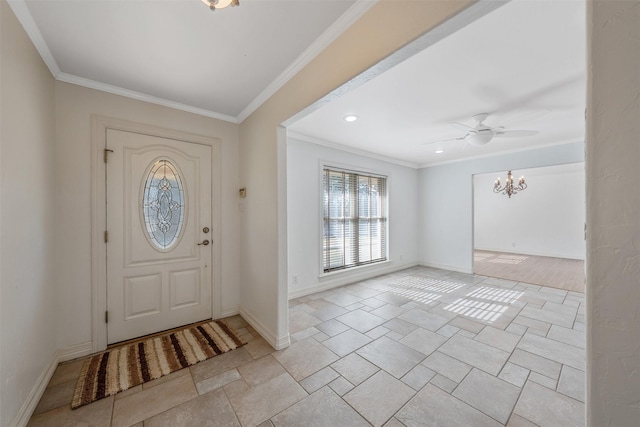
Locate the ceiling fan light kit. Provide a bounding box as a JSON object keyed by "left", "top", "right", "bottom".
{"left": 465, "top": 130, "right": 494, "bottom": 146}
{"left": 494, "top": 170, "right": 527, "bottom": 198}
{"left": 423, "top": 112, "right": 539, "bottom": 148}
{"left": 201, "top": 0, "right": 239, "bottom": 11}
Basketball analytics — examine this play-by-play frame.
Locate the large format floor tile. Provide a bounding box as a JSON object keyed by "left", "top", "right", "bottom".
{"left": 272, "top": 386, "right": 370, "bottom": 427}
{"left": 228, "top": 373, "right": 307, "bottom": 427}
{"left": 517, "top": 332, "right": 585, "bottom": 370}
{"left": 28, "top": 267, "right": 586, "bottom": 427}
{"left": 557, "top": 365, "right": 586, "bottom": 403}
{"left": 322, "top": 329, "right": 372, "bottom": 356}
{"left": 398, "top": 308, "right": 450, "bottom": 331}
{"left": 32, "top": 380, "right": 76, "bottom": 415}
{"left": 514, "top": 381, "right": 584, "bottom": 427}
{"left": 396, "top": 384, "right": 503, "bottom": 427}
{"left": 519, "top": 303, "right": 577, "bottom": 328}
{"left": 399, "top": 327, "right": 448, "bottom": 356}
{"left": 453, "top": 368, "right": 521, "bottom": 424}
{"left": 27, "top": 396, "right": 114, "bottom": 427}
{"left": 438, "top": 334, "right": 511, "bottom": 375}
{"left": 344, "top": 370, "right": 416, "bottom": 426}
{"left": 335, "top": 309, "right": 387, "bottom": 333}
{"left": 190, "top": 347, "right": 253, "bottom": 383}
{"left": 273, "top": 338, "right": 339, "bottom": 381}
{"left": 356, "top": 336, "right": 426, "bottom": 378}
{"left": 237, "top": 354, "right": 287, "bottom": 387}
{"left": 144, "top": 388, "right": 240, "bottom": 427}
{"left": 508, "top": 348, "right": 562, "bottom": 380}
{"left": 330, "top": 352, "right": 379, "bottom": 386}
{"left": 111, "top": 371, "right": 197, "bottom": 427}
{"left": 422, "top": 350, "right": 472, "bottom": 383}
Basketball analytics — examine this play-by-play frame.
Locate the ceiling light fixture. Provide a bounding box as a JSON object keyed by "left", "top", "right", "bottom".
{"left": 343, "top": 115, "right": 358, "bottom": 122}
{"left": 435, "top": 149, "right": 444, "bottom": 154}
{"left": 494, "top": 170, "right": 527, "bottom": 198}
{"left": 201, "top": 0, "right": 239, "bottom": 11}
{"left": 465, "top": 131, "right": 494, "bottom": 146}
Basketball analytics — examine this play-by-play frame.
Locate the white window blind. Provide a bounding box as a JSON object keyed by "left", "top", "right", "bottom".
{"left": 323, "top": 167, "right": 387, "bottom": 272}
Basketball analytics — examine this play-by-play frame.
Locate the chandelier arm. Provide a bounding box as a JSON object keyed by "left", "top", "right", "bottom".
{"left": 493, "top": 170, "right": 527, "bottom": 198}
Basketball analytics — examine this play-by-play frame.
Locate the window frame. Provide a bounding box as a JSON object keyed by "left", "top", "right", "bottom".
{"left": 320, "top": 164, "right": 389, "bottom": 275}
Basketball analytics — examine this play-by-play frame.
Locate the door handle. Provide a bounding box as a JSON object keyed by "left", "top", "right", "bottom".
{"left": 197, "top": 239, "right": 210, "bottom": 246}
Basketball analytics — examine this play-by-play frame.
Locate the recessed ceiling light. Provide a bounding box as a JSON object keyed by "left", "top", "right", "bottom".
{"left": 435, "top": 149, "right": 444, "bottom": 154}
{"left": 343, "top": 115, "right": 358, "bottom": 122}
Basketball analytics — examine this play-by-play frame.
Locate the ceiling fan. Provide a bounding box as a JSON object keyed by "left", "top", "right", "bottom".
{"left": 423, "top": 113, "right": 539, "bottom": 147}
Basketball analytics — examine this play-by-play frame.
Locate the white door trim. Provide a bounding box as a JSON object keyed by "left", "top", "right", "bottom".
{"left": 91, "top": 115, "right": 222, "bottom": 352}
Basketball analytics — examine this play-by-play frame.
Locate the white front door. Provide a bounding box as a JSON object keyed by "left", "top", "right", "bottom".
{"left": 106, "top": 129, "right": 213, "bottom": 344}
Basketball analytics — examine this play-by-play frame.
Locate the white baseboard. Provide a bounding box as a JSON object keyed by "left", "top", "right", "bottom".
{"left": 475, "top": 247, "right": 585, "bottom": 261}
{"left": 274, "top": 332, "right": 290, "bottom": 350}
{"left": 220, "top": 305, "right": 240, "bottom": 318}
{"left": 10, "top": 340, "right": 96, "bottom": 427}
{"left": 288, "top": 262, "right": 419, "bottom": 300}
{"left": 419, "top": 261, "right": 473, "bottom": 275}
{"left": 10, "top": 349, "right": 59, "bottom": 427}
{"left": 58, "top": 341, "right": 93, "bottom": 363}
{"left": 239, "top": 306, "right": 290, "bottom": 350}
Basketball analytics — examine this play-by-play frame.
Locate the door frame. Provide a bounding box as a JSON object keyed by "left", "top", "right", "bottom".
{"left": 91, "top": 115, "right": 222, "bottom": 352}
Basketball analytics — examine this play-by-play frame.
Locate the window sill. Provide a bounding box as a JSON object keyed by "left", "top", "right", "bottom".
{"left": 318, "top": 260, "right": 391, "bottom": 281}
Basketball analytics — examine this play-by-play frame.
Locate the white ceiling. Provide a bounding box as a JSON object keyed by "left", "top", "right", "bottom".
{"left": 289, "top": 0, "right": 586, "bottom": 167}
{"left": 12, "top": 0, "right": 585, "bottom": 168}
{"left": 11, "top": 0, "right": 365, "bottom": 122}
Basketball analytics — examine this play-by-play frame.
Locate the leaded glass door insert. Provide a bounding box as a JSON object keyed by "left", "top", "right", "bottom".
{"left": 142, "top": 159, "right": 186, "bottom": 251}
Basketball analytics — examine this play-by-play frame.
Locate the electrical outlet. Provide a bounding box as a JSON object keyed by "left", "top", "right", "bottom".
{"left": 292, "top": 275, "right": 298, "bottom": 285}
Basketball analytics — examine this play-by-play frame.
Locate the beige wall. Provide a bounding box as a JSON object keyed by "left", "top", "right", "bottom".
{"left": 586, "top": 1, "right": 640, "bottom": 425}
{"left": 239, "top": 0, "right": 477, "bottom": 348}
{"left": 54, "top": 82, "right": 242, "bottom": 351}
{"left": 0, "top": 1, "right": 57, "bottom": 425}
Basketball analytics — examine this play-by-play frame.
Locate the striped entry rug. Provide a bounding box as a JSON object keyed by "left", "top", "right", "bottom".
{"left": 71, "top": 319, "right": 245, "bottom": 409}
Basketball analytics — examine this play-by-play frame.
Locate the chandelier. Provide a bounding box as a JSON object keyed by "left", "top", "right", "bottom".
{"left": 493, "top": 170, "right": 527, "bottom": 198}
{"left": 201, "top": 0, "right": 239, "bottom": 11}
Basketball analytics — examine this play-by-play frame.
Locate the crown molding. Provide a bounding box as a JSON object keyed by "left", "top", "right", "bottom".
{"left": 419, "top": 139, "right": 585, "bottom": 168}
{"left": 236, "top": 0, "right": 377, "bottom": 123}
{"left": 287, "top": 131, "right": 419, "bottom": 169}
{"left": 56, "top": 73, "right": 239, "bottom": 123}
{"left": 7, "top": 0, "right": 61, "bottom": 77}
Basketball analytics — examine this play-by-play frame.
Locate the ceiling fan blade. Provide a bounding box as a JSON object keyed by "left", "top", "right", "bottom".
{"left": 451, "top": 122, "right": 475, "bottom": 132}
{"left": 494, "top": 130, "right": 539, "bottom": 138}
{"left": 421, "top": 136, "right": 466, "bottom": 145}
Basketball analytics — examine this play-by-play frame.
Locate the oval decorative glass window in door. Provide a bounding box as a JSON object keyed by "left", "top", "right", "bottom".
{"left": 142, "top": 159, "right": 185, "bottom": 250}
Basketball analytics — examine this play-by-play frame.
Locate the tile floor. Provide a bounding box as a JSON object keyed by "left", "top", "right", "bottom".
{"left": 28, "top": 266, "right": 586, "bottom": 426}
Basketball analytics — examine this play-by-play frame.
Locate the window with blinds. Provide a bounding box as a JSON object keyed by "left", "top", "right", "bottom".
{"left": 322, "top": 167, "right": 387, "bottom": 272}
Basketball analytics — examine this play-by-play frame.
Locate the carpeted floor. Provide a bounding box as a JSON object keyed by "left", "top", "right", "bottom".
{"left": 474, "top": 250, "right": 585, "bottom": 292}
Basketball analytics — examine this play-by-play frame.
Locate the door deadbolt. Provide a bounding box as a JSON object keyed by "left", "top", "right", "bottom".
{"left": 202, "top": 227, "right": 210, "bottom": 233}
{"left": 197, "top": 239, "right": 210, "bottom": 246}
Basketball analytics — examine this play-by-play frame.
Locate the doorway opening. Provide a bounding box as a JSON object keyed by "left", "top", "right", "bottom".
{"left": 473, "top": 163, "right": 585, "bottom": 292}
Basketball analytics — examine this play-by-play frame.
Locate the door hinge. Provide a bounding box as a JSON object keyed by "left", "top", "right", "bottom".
{"left": 104, "top": 148, "right": 114, "bottom": 163}
{"left": 105, "top": 310, "right": 109, "bottom": 323}
{"left": 104, "top": 230, "right": 109, "bottom": 243}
